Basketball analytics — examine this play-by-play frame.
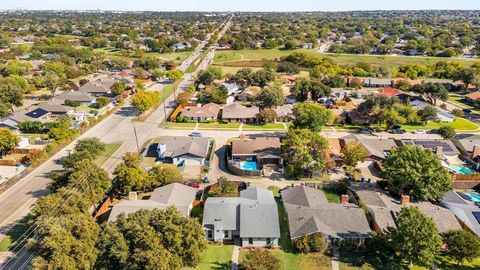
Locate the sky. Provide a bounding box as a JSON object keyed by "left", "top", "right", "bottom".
{"left": 1, "top": 0, "right": 480, "bottom": 12}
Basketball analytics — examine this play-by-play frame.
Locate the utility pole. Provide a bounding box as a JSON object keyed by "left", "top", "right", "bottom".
{"left": 163, "top": 89, "right": 168, "bottom": 128}
{"left": 133, "top": 123, "right": 140, "bottom": 154}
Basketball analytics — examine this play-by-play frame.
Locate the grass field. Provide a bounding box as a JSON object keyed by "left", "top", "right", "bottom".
{"left": 214, "top": 49, "right": 478, "bottom": 68}
{"left": 242, "top": 123, "right": 287, "bottom": 130}
{"left": 198, "top": 122, "right": 240, "bottom": 130}
{"left": 322, "top": 189, "right": 341, "bottom": 203}
{"left": 193, "top": 244, "right": 233, "bottom": 270}
{"left": 0, "top": 215, "right": 34, "bottom": 252}
{"left": 95, "top": 143, "right": 122, "bottom": 166}
{"left": 166, "top": 122, "right": 197, "bottom": 129}
{"left": 400, "top": 118, "right": 478, "bottom": 131}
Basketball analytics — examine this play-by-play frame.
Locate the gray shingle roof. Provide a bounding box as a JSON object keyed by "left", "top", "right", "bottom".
{"left": 55, "top": 90, "right": 96, "bottom": 103}
{"left": 157, "top": 137, "right": 211, "bottom": 159}
{"left": 441, "top": 191, "right": 480, "bottom": 237}
{"left": 108, "top": 183, "right": 197, "bottom": 222}
{"left": 281, "top": 186, "right": 371, "bottom": 239}
{"left": 202, "top": 187, "right": 280, "bottom": 238}
{"left": 222, "top": 103, "right": 259, "bottom": 119}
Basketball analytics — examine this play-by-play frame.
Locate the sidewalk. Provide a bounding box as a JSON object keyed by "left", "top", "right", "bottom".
{"left": 231, "top": 243, "right": 240, "bottom": 270}
{"left": 332, "top": 246, "right": 340, "bottom": 270}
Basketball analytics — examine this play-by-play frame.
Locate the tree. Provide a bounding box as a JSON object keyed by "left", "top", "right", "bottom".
{"left": 166, "top": 69, "right": 184, "bottom": 81}
{"left": 149, "top": 164, "right": 183, "bottom": 187}
{"left": 175, "top": 92, "right": 192, "bottom": 106}
{"left": 385, "top": 207, "right": 441, "bottom": 268}
{"left": 454, "top": 68, "right": 476, "bottom": 88}
{"left": 257, "top": 109, "right": 277, "bottom": 124}
{"left": 0, "top": 102, "right": 11, "bottom": 118}
{"left": 0, "top": 82, "right": 23, "bottom": 107}
{"left": 410, "top": 83, "right": 448, "bottom": 105}
{"left": 418, "top": 105, "right": 438, "bottom": 123}
{"left": 112, "top": 153, "right": 151, "bottom": 194}
{"left": 442, "top": 230, "right": 480, "bottom": 265}
{"left": 111, "top": 82, "right": 126, "bottom": 95}
{"left": 132, "top": 91, "right": 160, "bottom": 112}
{"left": 291, "top": 79, "right": 331, "bottom": 102}
{"left": 277, "top": 61, "right": 300, "bottom": 74}
{"left": 438, "top": 126, "right": 456, "bottom": 139}
{"left": 96, "top": 96, "right": 111, "bottom": 108}
{"left": 293, "top": 232, "right": 327, "bottom": 253}
{"left": 292, "top": 103, "right": 333, "bottom": 132}
{"left": 381, "top": 145, "right": 451, "bottom": 200}
{"left": 103, "top": 208, "right": 207, "bottom": 269}
{"left": 0, "top": 128, "right": 20, "bottom": 153}
{"left": 341, "top": 141, "right": 370, "bottom": 168}
{"left": 32, "top": 213, "right": 100, "bottom": 270}
{"left": 282, "top": 128, "right": 329, "bottom": 178}
{"left": 241, "top": 250, "right": 280, "bottom": 270}
{"left": 95, "top": 223, "right": 129, "bottom": 270}
{"left": 74, "top": 137, "right": 106, "bottom": 157}
{"left": 255, "top": 85, "right": 284, "bottom": 108}
{"left": 18, "top": 120, "right": 45, "bottom": 133}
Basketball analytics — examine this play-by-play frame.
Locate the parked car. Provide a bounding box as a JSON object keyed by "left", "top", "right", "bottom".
{"left": 412, "top": 129, "right": 426, "bottom": 134}
{"left": 358, "top": 127, "right": 375, "bottom": 135}
{"left": 388, "top": 128, "right": 406, "bottom": 134}
{"left": 184, "top": 182, "right": 200, "bottom": 189}
{"left": 463, "top": 109, "right": 472, "bottom": 114}
{"left": 428, "top": 129, "right": 439, "bottom": 134}
{"left": 189, "top": 132, "right": 202, "bottom": 137}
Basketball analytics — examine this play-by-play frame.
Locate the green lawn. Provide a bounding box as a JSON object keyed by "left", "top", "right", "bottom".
{"left": 214, "top": 49, "right": 478, "bottom": 68}
{"left": 21, "top": 133, "right": 47, "bottom": 139}
{"left": 243, "top": 123, "right": 287, "bottom": 130}
{"left": 95, "top": 143, "right": 121, "bottom": 166}
{"left": 410, "top": 258, "right": 480, "bottom": 270}
{"left": 0, "top": 214, "right": 34, "bottom": 252}
{"left": 322, "top": 189, "right": 341, "bottom": 203}
{"left": 448, "top": 95, "right": 478, "bottom": 111}
{"left": 149, "top": 51, "right": 192, "bottom": 64}
{"left": 268, "top": 186, "right": 281, "bottom": 197}
{"left": 400, "top": 118, "right": 478, "bottom": 131}
{"left": 198, "top": 122, "right": 240, "bottom": 130}
{"left": 166, "top": 122, "right": 197, "bottom": 129}
{"left": 193, "top": 244, "right": 233, "bottom": 270}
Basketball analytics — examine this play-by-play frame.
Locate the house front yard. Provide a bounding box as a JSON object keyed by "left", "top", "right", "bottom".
{"left": 193, "top": 244, "right": 234, "bottom": 270}
{"left": 243, "top": 123, "right": 287, "bottom": 130}
{"left": 400, "top": 118, "right": 479, "bottom": 131}
{"left": 198, "top": 122, "right": 240, "bottom": 130}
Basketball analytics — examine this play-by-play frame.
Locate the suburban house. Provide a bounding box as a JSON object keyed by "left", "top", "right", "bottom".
{"left": 108, "top": 183, "right": 197, "bottom": 222}
{"left": 230, "top": 137, "right": 282, "bottom": 174}
{"left": 362, "top": 78, "right": 392, "bottom": 88}
{"left": 9, "top": 106, "right": 52, "bottom": 124}
{"left": 465, "top": 92, "right": 480, "bottom": 103}
{"left": 202, "top": 187, "right": 280, "bottom": 247}
{"left": 399, "top": 139, "right": 460, "bottom": 158}
{"left": 281, "top": 186, "right": 371, "bottom": 245}
{"left": 38, "top": 100, "right": 74, "bottom": 117}
{"left": 180, "top": 103, "right": 220, "bottom": 121}
{"left": 410, "top": 99, "right": 455, "bottom": 122}
{"left": 341, "top": 135, "right": 397, "bottom": 161}
{"left": 78, "top": 78, "right": 115, "bottom": 97}
{"left": 55, "top": 90, "right": 96, "bottom": 106}
{"left": 440, "top": 191, "right": 480, "bottom": 237}
{"left": 0, "top": 118, "right": 20, "bottom": 132}
{"left": 222, "top": 103, "right": 259, "bottom": 123}
{"left": 350, "top": 185, "right": 462, "bottom": 234}
{"left": 374, "top": 87, "right": 405, "bottom": 98}
{"left": 170, "top": 42, "right": 192, "bottom": 51}
{"left": 237, "top": 86, "right": 261, "bottom": 101}
{"left": 452, "top": 134, "right": 480, "bottom": 170}
{"left": 274, "top": 104, "right": 294, "bottom": 122}
{"left": 156, "top": 136, "right": 211, "bottom": 166}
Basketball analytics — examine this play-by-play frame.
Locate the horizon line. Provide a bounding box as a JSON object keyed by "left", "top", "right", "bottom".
{"left": 2, "top": 8, "right": 480, "bottom": 12}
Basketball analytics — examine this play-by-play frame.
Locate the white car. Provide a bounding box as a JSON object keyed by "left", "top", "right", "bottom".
{"left": 413, "top": 130, "right": 426, "bottom": 134}
{"left": 189, "top": 132, "right": 202, "bottom": 138}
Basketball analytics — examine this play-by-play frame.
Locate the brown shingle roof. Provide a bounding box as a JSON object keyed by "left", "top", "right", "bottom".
{"left": 223, "top": 103, "right": 259, "bottom": 119}
{"left": 232, "top": 137, "right": 281, "bottom": 159}
{"left": 180, "top": 103, "right": 220, "bottom": 118}
{"left": 465, "top": 92, "right": 480, "bottom": 101}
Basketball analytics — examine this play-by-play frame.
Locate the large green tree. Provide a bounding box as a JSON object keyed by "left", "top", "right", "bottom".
{"left": 149, "top": 164, "right": 183, "bottom": 187}
{"left": 0, "top": 127, "right": 20, "bottom": 153}
{"left": 386, "top": 207, "right": 442, "bottom": 268}
{"left": 282, "top": 128, "right": 329, "bottom": 178}
{"left": 381, "top": 145, "right": 451, "bottom": 200}
{"left": 442, "top": 230, "right": 480, "bottom": 265}
{"left": 255, "top": 85, "right": 284, "bottom": 108}
{"left": 292, "top": 102, "right": 333, "bottom": 132}
{"left": 112, "top": 153, "right": 151, "bottom": 194}
{"left": 340, "top": 140, "right": 370, "bottom": 167}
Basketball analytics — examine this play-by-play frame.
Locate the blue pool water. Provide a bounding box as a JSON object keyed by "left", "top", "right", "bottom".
{"left": 466, "top": 192, "right": 480, "bottom": 202}
{"left": 451, "top": 164, "right": 476, "bottom": 175}
{"left": 240, "top": 161, "right": 258, "bottom": 171}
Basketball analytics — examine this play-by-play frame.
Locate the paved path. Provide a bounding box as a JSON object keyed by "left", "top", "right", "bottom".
{"left": 332, "top": 246, "right": 340, "bottom": 270}
{"left": 231, "top": 244, "right": 240, "bottom": 270}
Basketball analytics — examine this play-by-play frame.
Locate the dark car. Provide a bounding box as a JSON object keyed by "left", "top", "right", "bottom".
{"left": 428, "top": 129, "right": 439, "bottom": 134}
{"left": 463, "top": 109, "right": 472, "bottom": 114}
{"left": 358, "top": 127, "right": 375, "bottom": 134}
{"left": 388, "top": 128, "right": 406, "bottom": 134}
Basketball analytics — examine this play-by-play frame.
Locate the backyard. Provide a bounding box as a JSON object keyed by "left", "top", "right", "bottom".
{"left": 193, "top": 244, "right": 234, "bottom": 270}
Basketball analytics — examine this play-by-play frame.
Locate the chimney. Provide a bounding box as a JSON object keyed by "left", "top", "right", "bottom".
{"left": 472, "top": 145, "right": 480, "bottom": 159}
{"left": 128, "top": 192, "right": 138, "bottom": 201}
{"left": 401, "top": 195, "right": 410, "bottom": 205}
{"left": 435, "top": 146, "right": 443, "bottom": 157}
{"left": 341, "top": 194, "right": 350, "bottom": 204}
{"left": 239, "top": 134, "right": 246, "bottom": 141}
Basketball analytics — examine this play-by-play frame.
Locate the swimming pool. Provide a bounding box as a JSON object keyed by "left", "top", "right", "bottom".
{"left": 450, "top": 164, "right": 477, "bottom": 175}
{"left": 240, "top": 161, "right": 258, "bottom": 171}
{"left": 465, "top": 192, "right": 480, "bottom": 202}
